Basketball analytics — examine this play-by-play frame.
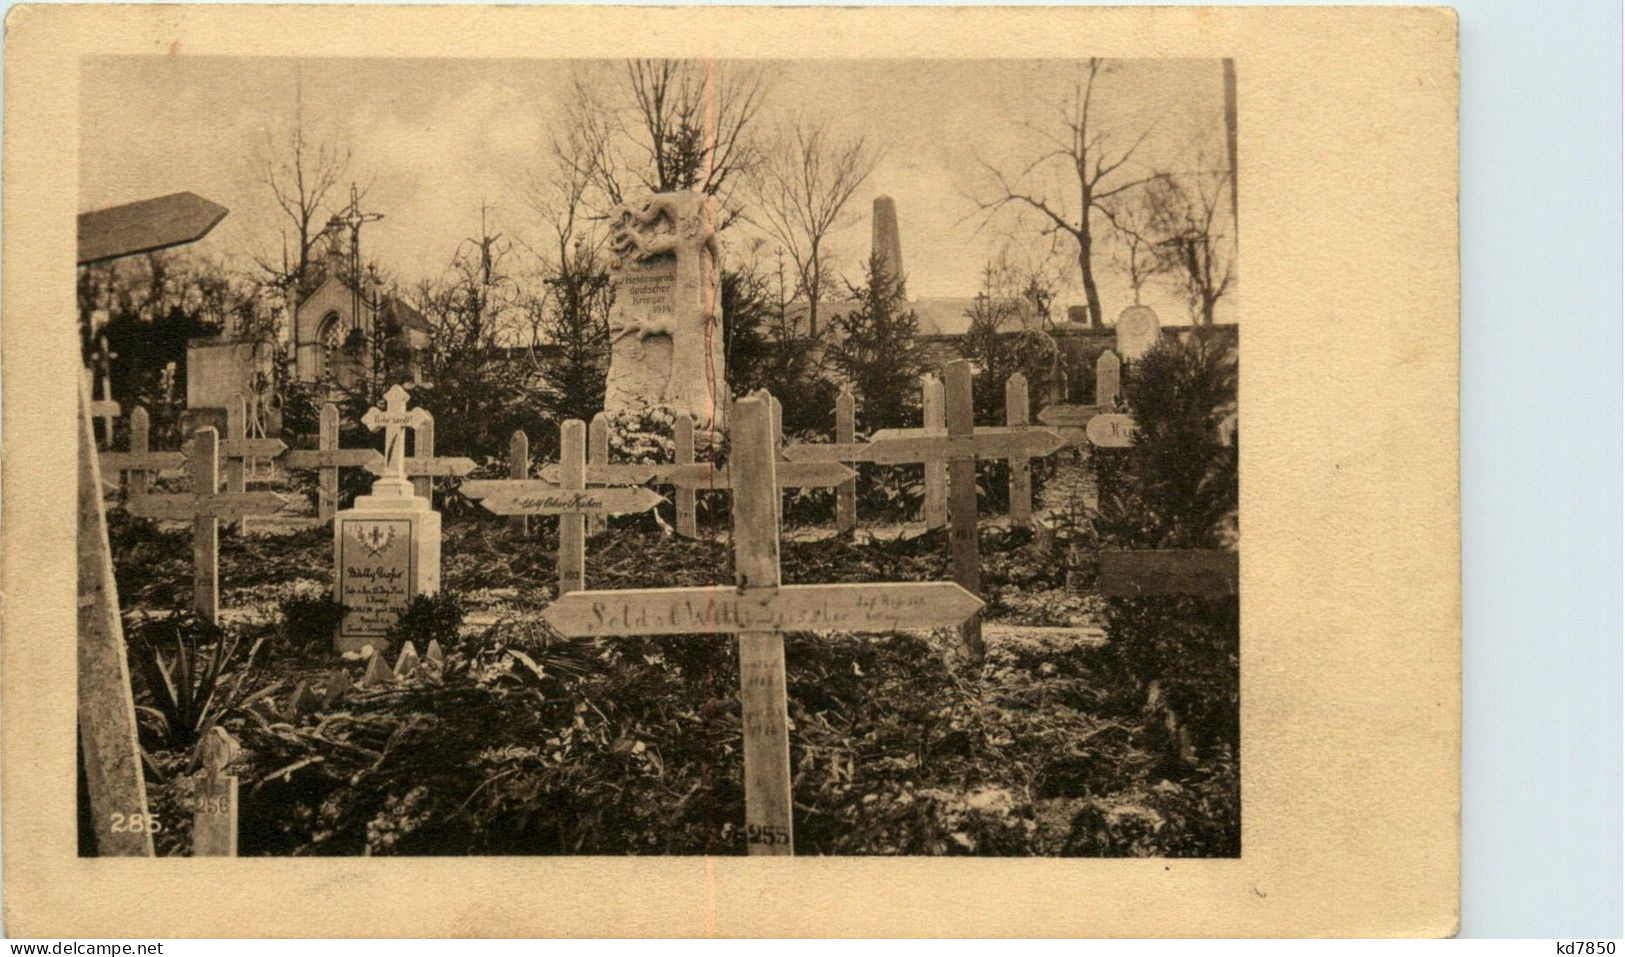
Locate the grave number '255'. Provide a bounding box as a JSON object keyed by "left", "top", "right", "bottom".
{"left": 110, "top": 812, "right": 163, "bottom": 834}
{"left": 746, "top": 824, "right": 790, "bottom": 846}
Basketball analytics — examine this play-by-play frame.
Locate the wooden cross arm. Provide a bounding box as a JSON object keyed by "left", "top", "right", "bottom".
{"left": 366, "top": 456, "right": 477, "bottom": 478}
{"left": 125, "top": 491, "right": 295, "bottom": 522}
{"left": 88, "top": 399, "right": 122, "bottom": 418}
{"left": 537, "top": 462, "right": 663, "bottom": 486}
{"left": 779, "top": 441, "right": 880, "bottom": 464}
{"left": 864, "top": 429, "right": 1066, "bottom": 465}
{"left": 462, "top": 481, "right": 664, "bottom": 517}
{"left": 1096, "top": 549, "right": 1238, "bottom": 597}
{"left": 1036, "top": 404, "right": 1110, "bottom": 428}
{"left": 98, "top": 451, "right": 186, "bottom": 474}
{"left": 542, "top": 581, "right": 983, "bottom": 637}
{"left": 191, "top": 437, "right": 288, "bottom": 459}
{"left": 280, "top": 448, "right": 386, "bottom": 471}
{"left": 656, "top": 460, "right": 856, "bottom": 490}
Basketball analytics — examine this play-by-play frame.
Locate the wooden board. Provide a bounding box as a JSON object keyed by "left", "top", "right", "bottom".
{"left": 76, "top": 385, "right": 155, "bottom": 856}
{"left": 864, "top": 428, "right": 1065, "bottom": 465}
{"left": 1036, "top": 404, "right": 1108, "bottom": 428}
{"left": 98, "top": 450, "right": 186, "bottom": 474}
{"left": 462, "top": 482, "right": 664, "bottom": 516}
{"left": 125, "top": 491, "right": 291, "bottom": 522}
{"left": 1096, "top": 549, "right": 1239, "bottom": 597}
{"left": 77, "top": 191, "right": 229, "bottom": 265}
{"left": 658, "top": 460, "right": 855, "bottom": 490}
{"left": 538, "top": 461, "right": 663, "bottom": 486}
{"left": 1085, "top": 413, "right": 1136, "bottom": 448}
{"left": 368, "top": 455, "right": 476, "bottom": 478}
{"left": 542, "top": 581, "right": 983, "bottom": 637}
{"left": 279, "top": 448, "right": 385, "bottom": 470}
{"left": 779, "top": 441, "right": 877, "bottom": 463}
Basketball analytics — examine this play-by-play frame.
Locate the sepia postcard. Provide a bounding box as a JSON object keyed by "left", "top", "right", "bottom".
{"left": 3, "top": 4, "right": 1459, "bottom": 938}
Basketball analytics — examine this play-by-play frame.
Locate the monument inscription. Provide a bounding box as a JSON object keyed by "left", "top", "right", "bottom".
{"left": 339, "top": 518, "right": 415, "bottom": 638}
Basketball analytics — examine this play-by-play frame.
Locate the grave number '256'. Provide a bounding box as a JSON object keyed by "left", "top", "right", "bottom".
{"left": 746, "top": 824, "right": 790, "bottom": 846}
{"left": 110, "top": 812, "right": 163, "bottom": 834}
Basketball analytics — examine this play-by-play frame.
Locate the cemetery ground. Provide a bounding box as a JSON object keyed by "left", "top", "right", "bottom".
{"left": 100, "top": 449, "right": 1239, "bottom": 859}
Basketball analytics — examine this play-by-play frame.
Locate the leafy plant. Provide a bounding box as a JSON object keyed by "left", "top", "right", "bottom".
{"left": 125, "top": 608, "right": 267, "bottom": 750}
{"left": 278, "top": 593, "right": 347, "bottom": 653}
{"left": 387, "top": 592, "right": 467, "bottom": 650}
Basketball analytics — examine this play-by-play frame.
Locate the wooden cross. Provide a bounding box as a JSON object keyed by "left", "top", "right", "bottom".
{"left": 279, "top": 403, "right": 385, "bottom": 521}
{"left": 462, "top": 420, "right": 665, "bottom": 595}
{"left": 98, "top": 405, "right": 184, "bottom": 501}
{"left": 221, "top": 394, "right": 288, "bottom": 495}
{"left": 835, "top": 385, "right": 857, "bottom": 532}
{"left": 542, "top": 396, "right": 982, "bottom": 854}
{"left": 1005, "top": 372, "right": 1034, "bottom": 525}
{"left": 126, "top": 427, "right": 292, "bottom": 621}
{"left": 1036, "top": 350, "right": 1133, "bottom": 450}
{"left": 361, "top": 385, "right": 431, "bottom": 486}
{"left": 587, "top": 412, "right": 610, "bottom": 537}
{"left": 77, "top": 382, "right": 153, "bottom": 856}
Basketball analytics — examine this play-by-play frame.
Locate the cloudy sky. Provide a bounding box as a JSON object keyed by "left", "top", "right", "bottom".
{"left": 81, "top": 56, "right": 1235, "bottom": 324}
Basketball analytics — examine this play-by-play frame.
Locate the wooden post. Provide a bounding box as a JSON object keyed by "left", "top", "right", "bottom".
{"left": 835, "top": 386, "right": 857, "bottom": 533}
{"left": 588, "top": 412, "right": 609, "bottom": 537}
{"left": 412, "top": 410, "right": 435, "bottom": 503}
{"left": 558, "top": 419, "right": 586, "bottom": 595}
{"left": 318, "top": 403, "right": 340, "bottom": 522}
{"left": 225, "top": 394, "right": 248, "bottom": 494}
{"left": 192, "top": 727, "right": 238, "bottom": 856}
{"left": 674, "top": 415, "right": 697, "bottom": 538}
{"left": 509, "top": 430, "right": 530, "bottom": 536}
{"left": 77, "top": 384, "right": 154, "bottom": 857}
{"left": 1052, "top": 368, "right": 1069, "bottom": 405}
{"left": 731, "top": 396, "right": 794, "bottom": 855}
{"left": 922, "top": 375, "right": 947, "bottom": 528}
{"left": 191, "top": 427, "right": 220, "bottom": 623}
{"left": 1096, "top": 349, "right": 1121, "bottom": 407}
{"left": 767, "top": 394, "right": 784, "bottom": 528}
{"left": 944, "top": 361, "right": 985, "bottom": 658}
{"left": 1006, "top": 372, "right": 1032, "bottom": 526}
{"left": 127, "top": 405, "right": 150, "bottom": 501}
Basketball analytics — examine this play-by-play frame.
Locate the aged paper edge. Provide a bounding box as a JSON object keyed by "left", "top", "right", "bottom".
{"left": 2, "top": 4, "right": 1461, "bottom": 938}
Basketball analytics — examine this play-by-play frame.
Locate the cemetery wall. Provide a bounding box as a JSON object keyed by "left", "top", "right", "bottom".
{"left": 921, "top": 322, "right": 1238, "bottom": 371}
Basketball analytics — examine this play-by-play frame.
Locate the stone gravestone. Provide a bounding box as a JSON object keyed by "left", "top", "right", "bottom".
{"left": 1115, "top": 305, "right": 1161, "bottom": 360}
{"left": 332, "top": 386, "right": 441, "bottom": 654}
{"left": 604, "top": 191, "right": 727, "bottom": 433}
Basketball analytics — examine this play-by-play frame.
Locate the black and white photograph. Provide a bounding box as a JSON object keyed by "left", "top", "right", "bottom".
{"left": 73, "top": 53, "right": 1241, "bottom": 859}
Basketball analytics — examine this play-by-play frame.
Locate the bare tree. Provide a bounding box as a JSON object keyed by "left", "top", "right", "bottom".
{"left": 971, "top": 59, "right": 1166, "bottom": 329}
{"left": 1100, "top": 174, "right": 1181, "bottom": 306}
{"left": 1147, "top": 160, "right": 1236, "bottom": 326}
{"left": 747, "top": 118, "right": 879, "bottom": 335}
{"left": 564, "top": 59, "right": 770, "bottom": 226}
{"left": 256, "top": 78, "right": 351, "bottom": 294}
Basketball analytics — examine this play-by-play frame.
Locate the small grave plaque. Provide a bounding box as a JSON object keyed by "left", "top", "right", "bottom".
{"left": 338, "top": 518, "right": 415, "bottom": 640}
{"left": 1115, "top": 305, "right": 1161, "bottom": 360}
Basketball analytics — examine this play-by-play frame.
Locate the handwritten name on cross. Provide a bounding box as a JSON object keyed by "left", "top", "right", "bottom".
{"left": 543, "top": 395, "right": 981, "bottom": 854}
{"left": 362, "top": 385, "right": 430, "bottom": 484}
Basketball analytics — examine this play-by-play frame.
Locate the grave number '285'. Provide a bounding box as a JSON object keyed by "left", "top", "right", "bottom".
{"left": 110, "top": 812, "right": 163, "bottom": 834}
{"left": 746, "top": 824, "right": 791, "bottom": 846}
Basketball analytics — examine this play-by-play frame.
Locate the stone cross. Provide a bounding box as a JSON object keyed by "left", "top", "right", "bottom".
{"left": 543, "top": 395, "right": 981, "bottom": 854}
{"left": 362, "top": 385, "right": 430, "bottom": 487}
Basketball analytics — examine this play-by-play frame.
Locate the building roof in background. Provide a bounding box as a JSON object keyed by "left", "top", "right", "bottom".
{"left": 297, "top": 273, "right": 432, "bottom": 334}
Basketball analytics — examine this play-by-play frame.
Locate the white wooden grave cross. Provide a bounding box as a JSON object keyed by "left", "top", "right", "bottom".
{"left": 98, "top": 405, "right": 185, "bottom": 501}
{"left": 808, "top": 361, "right": 1064, "bottom": 657}
{"left": 462, "top": 420, "right": 665, "bottom": 595}
{"left": 89, "top": 336, "right": 121, "bottom": 448}
{"left": 219, "top": 394, "right": 288, "bottom": 495}
{"left": 126, "top": 428, "right": 292, "bottom": 621}
{"left": 279, "top": 403, "right": 386, "bottom": 521}
{"left": 543, "top": 396, "right": 982, "bottom": 854}
{"left": 1036, "top": 350, "right": 1135, "bottom": 448}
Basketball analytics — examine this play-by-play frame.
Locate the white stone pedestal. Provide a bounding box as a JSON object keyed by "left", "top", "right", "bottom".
{"left": 333, "top": 476, "right": 441, "bottom": 654}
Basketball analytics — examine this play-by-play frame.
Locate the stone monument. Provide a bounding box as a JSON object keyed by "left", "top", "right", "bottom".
{"left": 604, "top": 191, "right": 727, "bottom": 431}
{"left": 1115, "top": 305, "right": 1161, "bottom": 360}
{"left": 332, "top": 385, "right": 441, "bottom": 654}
